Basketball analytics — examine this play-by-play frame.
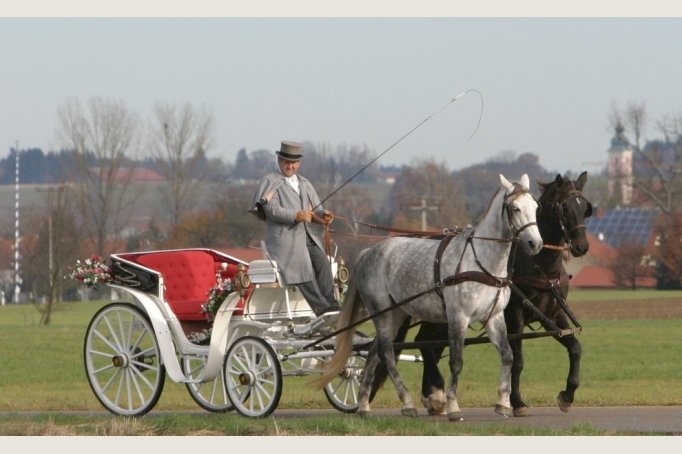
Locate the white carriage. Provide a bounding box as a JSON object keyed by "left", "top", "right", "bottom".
{"left": 82, "top": 247, "right": 368, "bottom": 418}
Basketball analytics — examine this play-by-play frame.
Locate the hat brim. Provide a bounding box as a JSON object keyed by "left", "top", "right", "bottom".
{"left": 276, "top": 151, "right": 303, "bottom": 161}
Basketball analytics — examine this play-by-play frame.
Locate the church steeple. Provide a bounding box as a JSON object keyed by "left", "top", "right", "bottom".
{"left": 607, "top": 122, "right": 634, "bottom": 206}
{"left": 611, "top": 122, "right": 630, "bottom": 149}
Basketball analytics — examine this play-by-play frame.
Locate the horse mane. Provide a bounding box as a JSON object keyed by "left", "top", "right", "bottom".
{"left": 537, "top": 174, "right": 574, "bottom": 206}
{"left": 474, "top": 186, "right": 505, "bottom": 225}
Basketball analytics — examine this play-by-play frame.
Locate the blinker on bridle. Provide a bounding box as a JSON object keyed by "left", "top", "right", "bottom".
{"left": 554, "top": 189, "right": 591, "bottom": 246}
{"left": 502, "top": 183, "right": 538, "bottom": 238}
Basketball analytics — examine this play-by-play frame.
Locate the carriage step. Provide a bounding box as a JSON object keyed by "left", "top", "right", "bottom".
{"left": 292, "top": 311, "right": 340, "bottom": 336}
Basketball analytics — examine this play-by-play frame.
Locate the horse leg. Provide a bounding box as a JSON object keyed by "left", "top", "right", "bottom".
{"left": 509, "top": 335, "right": 528, "bottom": 416}
{"left": 505, "top": 304, "right": 529, "bottom": 416}
{"left": 485, "top": 313, "right": 513, "bottom": 418}
{"left": 416, "top": 322, "right": 447, "bottom": 415}
{"left": 368, "top": 318, "right": 411, "bottom": 403}
{"left": 375, "top": 332, "right": 418, "bottom": 417}
{"left": 556, "top": 335, "right": 581, "bottom": 412}
{"left": 444, "top": 318, "right": 469, "bottom": 422}
{"left": 555, "top": 332, "right": 582, "bottom": 412}
{"left": 357, "top": 340, "right": 382, "bottom": 417}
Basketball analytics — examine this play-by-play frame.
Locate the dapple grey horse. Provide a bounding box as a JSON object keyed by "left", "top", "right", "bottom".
{"left": 385, "top": 172, "right": 592, "bottom": 417}
{"left": 317, "top": 174, "right": 543, "bottom": 421}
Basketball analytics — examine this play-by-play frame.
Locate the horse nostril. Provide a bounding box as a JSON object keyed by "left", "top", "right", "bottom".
{"left": 572, "top": 242, "right": 589, "bottom": 256}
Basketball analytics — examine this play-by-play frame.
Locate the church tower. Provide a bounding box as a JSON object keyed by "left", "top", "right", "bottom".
{"left": 607, "top": 122, "right": 634, "bottom": 206}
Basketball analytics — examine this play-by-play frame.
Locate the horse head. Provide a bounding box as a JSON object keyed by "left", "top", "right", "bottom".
{"left": 500, "top": 174, "right": 543, "bottom": 256}
{"left": 538, "top": 171, "right": 593, "bottom": 257}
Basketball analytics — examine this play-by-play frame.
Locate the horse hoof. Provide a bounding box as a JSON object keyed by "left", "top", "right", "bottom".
{"left": 557, "top": 392, "right": 572, "bottom": 413}
{"left": 358, "top": 410, "right": 372, "bottom": 418}
{"left": 494, "top": 404, "right": 511, "bottom": 418}
{"left": 513, "top": 406, "right": 530, "bottom": 417}
{"left": 401, "top": 407, "right": 418, "bottom": 417}
{"left": 448, "top": 412, "right": 464, "bottom": 422}
{"left": 422, "top": 396, "right": 447, "bottom": 415}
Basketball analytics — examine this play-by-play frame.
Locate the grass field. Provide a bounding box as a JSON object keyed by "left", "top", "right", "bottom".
{"left": 1, "top": 289, "right": 682, "bottom": 435}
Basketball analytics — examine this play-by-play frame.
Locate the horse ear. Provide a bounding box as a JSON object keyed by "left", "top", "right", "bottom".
{"left": 519, "top": 174, "right": 530, "bottom": 190}
{"left": 554, "top": 174, "right": 563, "bottom": 186}
{"left": 499, "top": 174, "right": 513, "bottom": 190}
{"left": 576, "top": 171, "right": 588, "bottom": 190}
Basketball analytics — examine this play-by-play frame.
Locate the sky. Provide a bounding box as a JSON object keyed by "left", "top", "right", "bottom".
{"left": 2, "top": 3, "right": 682, "bottom": 175}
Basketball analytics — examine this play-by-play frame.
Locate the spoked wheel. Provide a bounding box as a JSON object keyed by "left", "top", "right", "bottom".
{"left": 324, "top": 353, "right": 365, "bottom": 413}
{"left": 224, "top": 336, "right": 282, "bottom": 418}
{"left": 182, "top": 355, "right": 234, "bottom": 413}
{"left": 83, "top": 303, "right": 165, "bottom": 416}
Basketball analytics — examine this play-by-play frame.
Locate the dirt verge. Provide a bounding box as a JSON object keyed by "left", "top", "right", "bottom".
{"left": 570, "top": 298, "right": 682, "bottom": 320}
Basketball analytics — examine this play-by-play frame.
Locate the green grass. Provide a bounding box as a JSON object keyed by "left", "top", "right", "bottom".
{"left": 1, "top": 295, "right": 682, "bottom": 435}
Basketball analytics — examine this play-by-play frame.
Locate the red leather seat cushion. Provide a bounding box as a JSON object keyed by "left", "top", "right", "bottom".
{"left": 136, "top": 251, "right": 217, "bottom": 321}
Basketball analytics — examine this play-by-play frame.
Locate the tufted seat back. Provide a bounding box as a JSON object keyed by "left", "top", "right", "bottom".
{"left": 135, "top": 250, "right": 225, "bottom": 321}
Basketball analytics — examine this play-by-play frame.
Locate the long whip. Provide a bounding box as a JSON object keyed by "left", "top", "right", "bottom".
{"left": 314, "top": 88, "right": 483, "bottom": 210}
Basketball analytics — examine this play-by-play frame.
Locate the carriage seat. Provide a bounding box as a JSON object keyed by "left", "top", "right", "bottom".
{"left": 246, "top": 259, "right": 282, "bottom": 286}
{"left": 134, "top": 250, "right": 239, "bottom": 321}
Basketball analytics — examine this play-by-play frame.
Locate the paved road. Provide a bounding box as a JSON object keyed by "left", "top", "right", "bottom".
{"left": 5, "top": 406, "right": 682, "bottom": 434}
{"left": 269, "top": 406, "right": 682, "bottom": 434}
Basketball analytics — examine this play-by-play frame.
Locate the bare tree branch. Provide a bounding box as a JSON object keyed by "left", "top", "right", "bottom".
{"left": 148, "top": 102, "right": 216, "bottom": 241}
{"left": 57, "top": 97, "right": 141, "bottom": 256}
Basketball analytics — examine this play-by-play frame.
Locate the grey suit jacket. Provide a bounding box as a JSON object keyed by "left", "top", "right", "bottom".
{"left": 252, "top": 172, "right": 326, "bottom": 285}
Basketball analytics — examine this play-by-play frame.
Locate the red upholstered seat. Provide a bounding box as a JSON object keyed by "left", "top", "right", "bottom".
{"left": 136, "top": 250, "right": 220, "bottom": 321}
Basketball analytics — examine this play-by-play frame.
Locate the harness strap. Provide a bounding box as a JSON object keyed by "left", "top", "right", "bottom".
{"left": 433, "top": 234, "right": 456, "bottom": 304}
{"left": 513, "top": 275, "right": 563, "bottom": 290}
{"left": 547, "top": 278, "right": 582, "bottom": 330}
{"left": 303, "top": 269, "right": 512, "bottom": 350}
{"left": 441, "top": 270, "right": 511, "bottom": 288}
{"left": 513, "top": 271, "right": 581, "bottom": 331}
{"left": 508, "top": 282, "right": 564, "bottom": 334}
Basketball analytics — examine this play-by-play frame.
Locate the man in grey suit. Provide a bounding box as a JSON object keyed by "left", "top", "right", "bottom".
{"left": 251, "top": 140, "right": 340, "bottom": 317}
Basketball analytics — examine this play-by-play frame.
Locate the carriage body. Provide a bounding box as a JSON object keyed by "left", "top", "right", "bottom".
{"left": 82, "top": 247, "right": 363, "bottom": 418}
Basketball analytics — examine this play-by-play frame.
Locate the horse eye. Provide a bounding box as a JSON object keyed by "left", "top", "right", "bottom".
{"left": 513, "top": 206, "right": 521, "bottom": 212}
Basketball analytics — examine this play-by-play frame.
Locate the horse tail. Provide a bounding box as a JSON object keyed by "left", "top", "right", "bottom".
{"left": 313, "top": 278, "right": 362, "bottom": 388}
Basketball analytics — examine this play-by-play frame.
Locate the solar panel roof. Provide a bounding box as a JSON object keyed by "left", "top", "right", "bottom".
{"left": 585, "top": 208, "right": 660, "bottom": 248}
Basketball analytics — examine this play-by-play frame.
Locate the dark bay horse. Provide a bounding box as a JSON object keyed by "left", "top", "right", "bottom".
{"left": 317, "top": 174, "right": 543, "bottom": 421}
{"left": 370, "top": 172, "right": 592, "bottom": 417}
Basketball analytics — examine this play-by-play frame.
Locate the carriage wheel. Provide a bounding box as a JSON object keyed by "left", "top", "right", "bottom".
{"left": 83, "top": 303, "right": 165, "bottom": 416}
{"left": 224, "top": 336, "right": 282, "bottom": 418}
{"left": 323, "top": 353, "right": 364, "bottom": 413}
{"left": 182, "top": 355, "right": 234, "bottom": 413}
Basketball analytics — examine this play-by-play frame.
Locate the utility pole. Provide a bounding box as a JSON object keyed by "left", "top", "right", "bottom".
{"left": 13, "top": 141, "right": 21, "bottom": 304}
{"left": 407, "top": 196, "right": 439, "bottom": 231}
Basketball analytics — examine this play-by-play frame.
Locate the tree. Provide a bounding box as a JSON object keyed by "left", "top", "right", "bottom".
{"left": 389, "top": 159, "right": 469, "bottom": 231}
{"left": 654, "top": 214, "right": 682, "bottom": 289}
{"left": 148, "top": 102, "right": 216, "bottom": 245}
{"left": 171, "top": 183, "right": 264, "bottom": 249}
{"left": 452, "top": 151, "right": 553, "bottom": 220}
{"left": 57, "top": 96, "right": 142, "bottom": 257}
{"left": 20, "top": 186, "right": 82, "bottom": 323}
{"left": 609, "top": 242, "right": 650, "bottom": 290}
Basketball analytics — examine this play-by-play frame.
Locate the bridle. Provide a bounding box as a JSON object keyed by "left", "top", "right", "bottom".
{"left": 502, "top": 183, "right": 539, "bottom": 239}
{"left": 548, "top": 184, "right": 592, "bottom": 251}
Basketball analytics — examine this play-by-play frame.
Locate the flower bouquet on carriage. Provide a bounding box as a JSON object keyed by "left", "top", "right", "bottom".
{"left": 65, "top": 255, "right": 114, "bottom": 289}
{"left": 187, "top": 275, "right": 236, "bottom": 345}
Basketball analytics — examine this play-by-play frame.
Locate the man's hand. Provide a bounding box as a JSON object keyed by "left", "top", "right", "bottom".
{"left": 322, "top": 210, "right": 334, "bottom": 224}
{"left": 295, "top": 210, "right": 313, "bottom": 223}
